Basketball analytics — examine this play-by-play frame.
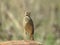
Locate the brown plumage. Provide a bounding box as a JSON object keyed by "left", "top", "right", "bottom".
{"left": 23, "top": 11, "right": 34, "bottom": 40}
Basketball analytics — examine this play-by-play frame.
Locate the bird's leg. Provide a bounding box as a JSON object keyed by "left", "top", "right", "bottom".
{"left": 30, "top": 34, "right": 34, "bottom": 40}
{"left": 24, "top": 29, "right": 27, "bottom": 40}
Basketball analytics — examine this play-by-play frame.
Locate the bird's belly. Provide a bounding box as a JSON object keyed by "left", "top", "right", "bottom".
{"left": 25, "top": 22, "right": 33, "bottom": 34}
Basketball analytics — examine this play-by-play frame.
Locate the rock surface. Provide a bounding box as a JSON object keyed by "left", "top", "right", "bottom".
{"left": 0, "top": 40, "right": 42, "bottom": 45}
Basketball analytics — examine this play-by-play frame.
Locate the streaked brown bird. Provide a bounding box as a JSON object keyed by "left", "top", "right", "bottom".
{"left": 23, "top": 11, "right": 34, "bottom": 40}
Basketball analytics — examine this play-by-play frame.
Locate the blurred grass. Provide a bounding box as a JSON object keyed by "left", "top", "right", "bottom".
{"left": 0, "top": 0, "right": 60, "bottom": 45}
{"left": 45, "top": 33, "right": 56, "bottom": 45}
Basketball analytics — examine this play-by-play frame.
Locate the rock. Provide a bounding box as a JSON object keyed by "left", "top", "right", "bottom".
{"left": 0, "top": 40, "right": 42, "bottom": 45}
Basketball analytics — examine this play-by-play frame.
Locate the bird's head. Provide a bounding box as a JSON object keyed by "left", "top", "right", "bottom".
{"left": 25, "top": 11, "right": 31, "bottom": 16}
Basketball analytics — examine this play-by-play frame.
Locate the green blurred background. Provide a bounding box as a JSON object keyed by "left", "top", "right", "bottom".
{"left": 0, "top": 0, "right": 60, "bottom": 45}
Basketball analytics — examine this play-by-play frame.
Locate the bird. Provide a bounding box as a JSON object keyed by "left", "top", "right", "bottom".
{"left": 23, "top": 11, "right": 34, "bottom": 40}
